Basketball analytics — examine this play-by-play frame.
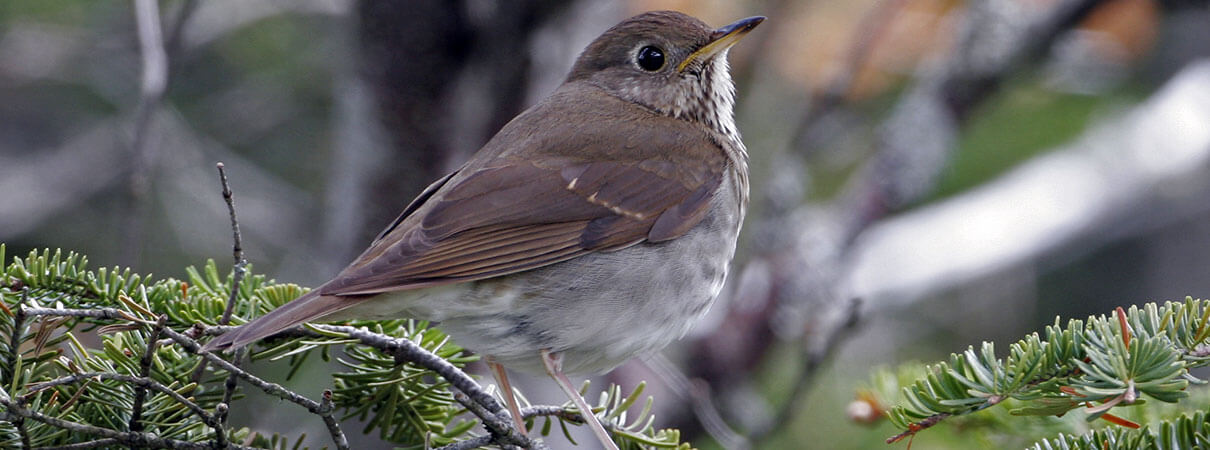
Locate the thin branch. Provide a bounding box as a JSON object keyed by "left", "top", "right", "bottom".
{"left": 210, "top": 403, "right": 229, "bottom": 449}
{"left": 215, "top": 165, "right": 248, "bottom": 437}
{"left": 522, "top": 405, "right": 583, "bottom": 422}
{"left": 433, "top": 435, "right": 499, "bottom": 450}
{"left": 886, "top": 413, "right": 951, "bottom": 444}
{"left": 318, "top": 390, "right": 350, "bottom": 450}
{"left": 5, "top": 290, "right": 30, "bottom": 384}
{"left": 37, "top": 438, "right": 121, "bottom": 449}
{"left": 216, "top": 348, "right": 241, "bottom": 422}
{"left": 215, "top": 162, "right": 245, "bottom": 326}
{"left": 192, "top": 163, "right": 247, "bottom": 398}
{"left": 20, "top": 306, "right": 145, "bottom": 323}
{"left": 24, "top": 372, "right": 216, "bottom": 426}
{"left": 162, "top": 327, "right": 356, "bottom": 449}
{"left": 310, "top": 323, "right": 544, "bottom": 449}
{"left": 0, "top": 388, "right": 251, "bottom": 450}
{"left": 452, "top": 391, "right": 537, "bottom": 447}
{"left": 204, "top": 323, "right": 538, "bottom": 448}
{"left": 128, "top": 315, "right": 167, "bottom": 433}
{"left": 28, "top": 306, "right": 537, "bottom": 448}
{"left": 162, "top": 328, "right": 325, "bottom": 413}
{"left": 5, "top": 290, "right": 32, "bottom": 449}
{"left": 295, "top": 324, "right": 509, "bottom": 417}
{"left": 444, "top": 394, "right": 588, "bottom": 450}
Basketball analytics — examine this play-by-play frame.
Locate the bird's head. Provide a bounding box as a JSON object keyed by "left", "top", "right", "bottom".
{"left": 566, "top": 11, "right": 764, "bottom": 143}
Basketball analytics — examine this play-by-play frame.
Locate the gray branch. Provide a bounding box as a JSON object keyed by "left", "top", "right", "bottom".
{"left": 0, "top": 386, "right": 251, "bottom": 450}
{"left": 25, "top": 372, "right": 217, "bottom": 427}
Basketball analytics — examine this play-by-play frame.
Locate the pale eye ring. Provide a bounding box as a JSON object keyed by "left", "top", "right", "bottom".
{"left": 636, "top": 45, "right": 665, "bottom": 71}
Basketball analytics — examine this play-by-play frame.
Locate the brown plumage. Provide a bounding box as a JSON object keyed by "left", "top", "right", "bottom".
{"left": 202, "top": 11, "right": 762, "bottom": 449}
{"left": 205, "top": 82, "right": 735, "bottom": 349}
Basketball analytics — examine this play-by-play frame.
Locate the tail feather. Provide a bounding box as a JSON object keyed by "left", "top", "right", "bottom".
{"left": 201, "top": 290, "right": 365, "bottom": 352}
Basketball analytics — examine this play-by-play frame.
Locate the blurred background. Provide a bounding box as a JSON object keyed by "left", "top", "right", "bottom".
{"left": 2, "top": 0, "right": 1209, "bottom": 448}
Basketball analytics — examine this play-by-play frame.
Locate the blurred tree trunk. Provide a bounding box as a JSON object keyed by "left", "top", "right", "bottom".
{"left": 351, "top": 0, "right": 573, "bottom": 246}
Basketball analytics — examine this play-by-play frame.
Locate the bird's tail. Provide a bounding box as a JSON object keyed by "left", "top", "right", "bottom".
{"left": 201, "top": 290, "right": 365, "bottom": 352}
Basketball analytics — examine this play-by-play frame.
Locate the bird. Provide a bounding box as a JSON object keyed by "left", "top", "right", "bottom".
{"left": 203, "top": 10, "right": 762, "bottom": 449}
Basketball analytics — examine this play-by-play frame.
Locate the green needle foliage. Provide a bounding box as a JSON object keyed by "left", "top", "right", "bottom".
{"left": 1030, "top": 410, "right": 1210, "bottom": 449}
{"left": 0, "top": 245, "right": 688, "bottom": 449}
{"left": 869, "top": 297, "right": 1210, "bottom": 447}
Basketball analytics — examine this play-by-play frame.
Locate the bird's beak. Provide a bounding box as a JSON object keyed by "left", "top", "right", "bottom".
{"left": 678, "top": 16, "right": 765, "bottom": 73}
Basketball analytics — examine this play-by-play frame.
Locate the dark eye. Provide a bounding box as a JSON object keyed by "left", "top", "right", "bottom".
{"left": 636, "top": 46, "right": 665, "bottom": 71}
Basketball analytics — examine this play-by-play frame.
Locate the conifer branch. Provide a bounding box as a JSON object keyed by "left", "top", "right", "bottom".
{"left": 874, "top": 298, "right": 1210, "bottom": 444}
{"left": 128, "top": 315, "right": 167, "bottom": 433}
{"left": 0, "top": 385, "right": 252, "bottom": 449}
{"left": 0, "top": 244, "right": 688, "bottom": 449}
{"left": 25, "top": 372, "right": 216, "bottom": 425}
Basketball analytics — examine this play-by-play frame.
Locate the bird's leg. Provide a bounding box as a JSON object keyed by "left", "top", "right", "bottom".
{"left": 487, "top": 357, "right": 528, "bottom": 435}
{"left": 540, "top": 349, "right": 618, "bottom": 450}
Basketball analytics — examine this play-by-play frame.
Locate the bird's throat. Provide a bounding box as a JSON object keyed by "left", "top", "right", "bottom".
{"left": 671, "top": 54, "right": 742, "bottom": 151}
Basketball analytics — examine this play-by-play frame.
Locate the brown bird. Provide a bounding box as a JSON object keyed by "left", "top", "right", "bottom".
{"left": 203, "top": 11, "right": 762, "bottom": 449}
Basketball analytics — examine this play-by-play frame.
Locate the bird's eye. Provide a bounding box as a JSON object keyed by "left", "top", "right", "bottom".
{"left": 636, "top": 46, "right": 665, "bottom": 71}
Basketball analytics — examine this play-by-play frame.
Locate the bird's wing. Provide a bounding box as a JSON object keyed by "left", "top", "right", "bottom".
{"left": 201, "top": 87, "right": 736, "bottom": 352}
{"left": 320, "top": 153, "right": 725, "bottom": 295}
{"left": 319, "top": 87, "right": 732, "bottom": 295}
{"left": 202, "top": 151, "right": 727, "bottom": 352}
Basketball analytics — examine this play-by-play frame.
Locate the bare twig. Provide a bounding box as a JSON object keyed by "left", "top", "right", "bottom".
{"left": 27, "top": 305, "right": 543, "bottom": 449}
{"left": 128, "top": 315, "right": 167, "bottom": 433}
{"left": 216, "top": 347, "right": 242, "bottom": 421}
{"left": 5, "top": 290, "right": 31, "bottom": 449}
{"left": 0, "top": 388, "right": 252, "bottom": 450}
{"left": 202, "top": 323, "right": 538, "bottom": 448}
{"left": 453, "top": 392, "right": 536, "bottom": 450}
{"left": 19, "top": 306, "right": 147, "bottom": 323}
{"left": 160, "top": 327, "right": 353, "bottom": 449}
{"left": 320, "top": 324, "right": 534, "bottom": 448}
{"left": 25, "top": 372, "right": 217, "bottom": 426}
{"left": 434, "top": 435, "right": 501, "bottom": 450}
{"left": 886, "top": 413, "right": 951, "bottom": 444}
{"left": 215, "top": 162, "right": 245, "bottom": 326}
{"left": 522, "top": 405, "right": 584, "bottom": 422}
{"left": 445, "top": 393, "right": 606, "bottom": 450}
{"left": 318, "top": 390, "right": 350, "bottom": 450}
{"left": 317, "top": 325, "right": 506, "bottom": 417}
{"left": 38, "top": 438, "right": 122, "bottom": 449}
{"left": 163, "top": 328, "right": 324, "bottom": 412}
{"left": 122, "top": 0, "right": 170, "bottom": 266}
{"left": 215, "top": 163, "right": 246, "bottom": 414}
{"left": 210, "top": 403, "right": 228, "bottom": 449}
{"left": 192, "top": 163, "right": 247, "bottom": 402}
{"left": 4, "top": 290, "right": 29, "bottom": 383}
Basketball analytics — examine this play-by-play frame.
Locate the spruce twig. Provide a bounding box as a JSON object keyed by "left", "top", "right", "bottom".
{"left": 878, "top": 298, "right": 1210, "bottom": 443}
{"left": 26, "top": 372, "right": 217, "bottom": 425}
{"left": 128, "top": 315, "right": 166, "bottom": 433}
{"left": 1, "top": 246, "right": 687, "bottom": 448}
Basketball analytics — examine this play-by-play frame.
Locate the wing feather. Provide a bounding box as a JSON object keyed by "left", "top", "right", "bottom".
{"left": 319, "top": 86, "right": 732, "bottom": 297}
